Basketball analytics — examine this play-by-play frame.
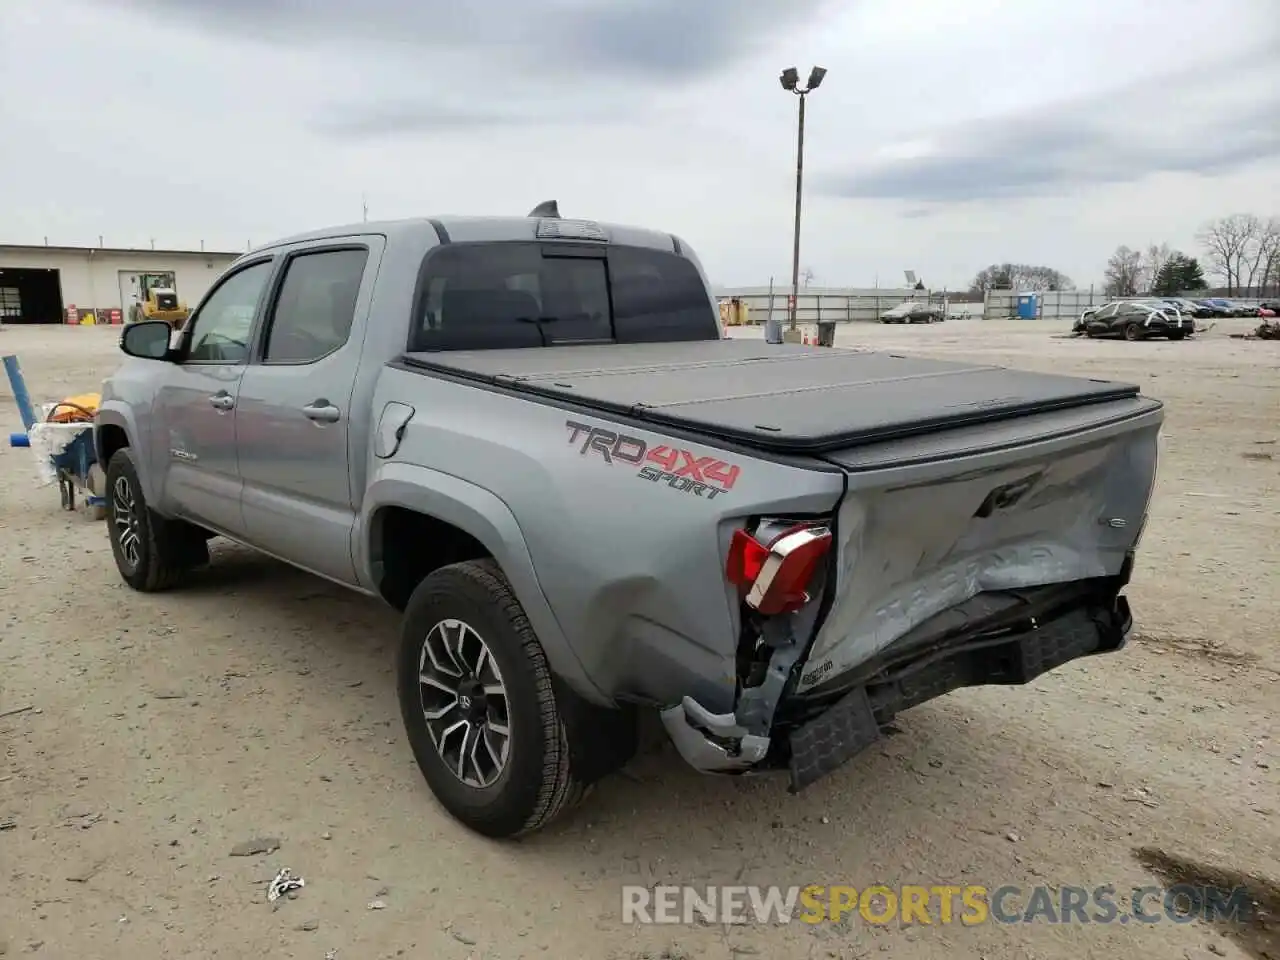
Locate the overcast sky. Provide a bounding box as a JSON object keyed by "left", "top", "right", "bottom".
{"left": 2, "top": 0, "right": 1277, "bottom": 289}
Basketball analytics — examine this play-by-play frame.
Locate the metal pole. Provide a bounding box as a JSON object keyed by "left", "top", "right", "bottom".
{"left": 789, "top": 93, "right": 806, "bottom": 331}
{"left": 765, "top": 276, "right": 781, "bottom": 343}
{"left": 3, "top": 355, "right": 37, "bottom": 430}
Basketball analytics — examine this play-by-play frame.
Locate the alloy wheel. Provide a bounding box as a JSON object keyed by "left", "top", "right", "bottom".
{"left": 418, "top": 618, "right": 511, "bottom": 788}
{"left": 112, "top": 475, "right": 142, "bottom": 569}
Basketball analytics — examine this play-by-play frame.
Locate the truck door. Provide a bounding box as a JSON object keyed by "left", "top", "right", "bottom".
{"left": 232, "top": 237, "right": 383, "bottom": 586}
{"left": 151, "top": 258, "right": 275, "bottom": 533}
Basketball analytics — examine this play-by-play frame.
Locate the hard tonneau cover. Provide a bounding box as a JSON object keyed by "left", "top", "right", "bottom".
{"left": 400, "top": 340, "right": 1142, "bottom": 455}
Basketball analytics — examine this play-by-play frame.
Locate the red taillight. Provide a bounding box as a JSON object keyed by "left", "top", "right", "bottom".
{"left": 726, "top": 524, "right": 832, "bottom": 616}
{"left": 726, "top": 529, "right": 770, "bottom": 586}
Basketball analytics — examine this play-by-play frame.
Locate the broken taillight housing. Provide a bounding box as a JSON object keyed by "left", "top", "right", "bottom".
{"left": 726, "top": 524, "right": 832, "bottom": 616}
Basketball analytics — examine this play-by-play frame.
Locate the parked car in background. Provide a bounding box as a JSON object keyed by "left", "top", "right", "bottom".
{"left": 879, "top": 301, "right": 943, "bottom": 323}
{"left": 1160, "top": 298, "right": 1209, "bottom": 319}
{"left": 1073, "top": 301, "right": 1193, "bottom": 341}
{"left": 1200, "top": 298, "right": 1255, "bottom": 318}
{"left": 1193, "top": 299, "right": 1233, "bottom": 318}
{"left": 1259, "top": 302, "right": 1278, "bottom": 318}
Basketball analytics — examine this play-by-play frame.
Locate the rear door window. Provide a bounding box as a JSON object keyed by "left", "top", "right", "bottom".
{"left": 261, "top": 247, "right": 369, "bottom": 363}
{"left": 410, "top": 242, "right": 717, "bottom": 351}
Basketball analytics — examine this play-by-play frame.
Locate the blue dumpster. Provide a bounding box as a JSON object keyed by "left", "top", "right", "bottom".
{"left": 1016, "top": 294, "right": 1039, "bottom": 319}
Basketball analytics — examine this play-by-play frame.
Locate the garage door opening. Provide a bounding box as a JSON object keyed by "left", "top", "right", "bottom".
{"left": 0, "top": 267, "right": 64, "bottom": 323}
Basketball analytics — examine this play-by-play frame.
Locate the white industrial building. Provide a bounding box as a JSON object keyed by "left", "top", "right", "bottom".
{"left": 0, "top": 243, "right": 242, "bottom": 324}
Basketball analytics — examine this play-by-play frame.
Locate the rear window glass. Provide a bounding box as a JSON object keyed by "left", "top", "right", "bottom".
{"left": 410, "top": 242, "right": 717, "bottom": 351}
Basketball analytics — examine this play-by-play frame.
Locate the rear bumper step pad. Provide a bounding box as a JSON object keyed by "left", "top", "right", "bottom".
{"left": 787, "top": 597, "right": 1132, "bottom": 793}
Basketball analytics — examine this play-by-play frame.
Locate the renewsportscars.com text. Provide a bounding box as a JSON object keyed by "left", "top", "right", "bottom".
{"left": 621, "top": 883, "right": 1253, "bottom": 926}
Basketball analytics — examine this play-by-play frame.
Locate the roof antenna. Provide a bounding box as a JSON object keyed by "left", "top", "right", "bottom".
{"left": 527, "top": 200, "right": 560, "bottom": 219}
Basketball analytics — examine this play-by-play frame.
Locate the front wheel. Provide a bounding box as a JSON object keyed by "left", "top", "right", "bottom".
{"left": 397, "top": 560, "right": 588, "bottom": 838}
{"left": 105, "top": 448, "right": 208, "bottom": 591}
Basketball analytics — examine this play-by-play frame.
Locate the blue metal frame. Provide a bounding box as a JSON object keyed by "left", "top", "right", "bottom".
{"left": 3, "top": 354, "right": 37, "bottom": 429}
{"left": 4, "top": 352, "right": 105, "bottom": 510}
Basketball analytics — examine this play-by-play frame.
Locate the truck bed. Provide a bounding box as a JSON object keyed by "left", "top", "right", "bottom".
{"left": 400, "top": 339, "right": 1142, "bottom": 455}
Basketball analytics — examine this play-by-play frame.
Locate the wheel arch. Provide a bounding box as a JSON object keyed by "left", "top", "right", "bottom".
{"left": 361, "top": 463, "right": 609, "bottom": 706}
{"left": 94, "top": 406, "right": 158, "bottom": 503}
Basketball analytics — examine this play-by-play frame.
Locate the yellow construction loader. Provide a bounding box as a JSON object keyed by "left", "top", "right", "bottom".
{"left": 130, "top": 273, "right": 190, "bottom": 329}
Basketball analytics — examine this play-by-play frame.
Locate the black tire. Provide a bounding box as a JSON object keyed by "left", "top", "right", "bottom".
{"left": 1168, "top": 332, "right": 1186, "bottom": 340}
{"left": 105, "top": 447, "right": 208, "bottom": 592}
{"left": 397, "top": 559, "right": 587, "bottom": 838}
{"left": 1123, "top": 322, "right": 1143, "bottom": 342}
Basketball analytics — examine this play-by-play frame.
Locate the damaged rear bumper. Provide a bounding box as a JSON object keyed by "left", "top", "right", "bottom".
{"left": 659, "top": 697, "right": 771, "bottom": 773}
{"left": 661, "top": 594, "right": 1132, "bottom": 785}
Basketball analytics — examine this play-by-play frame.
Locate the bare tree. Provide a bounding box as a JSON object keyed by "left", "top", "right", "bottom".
{"left": 1103, "top": 245, "right": 1144, "bottom": 297}
{"left": 1240, "top": 216, "right": 1280, "bottom": 295}
{"left": 969, "top": 264, "right": 1013, "bottom": 293}
{"left": 969, "top": 263, "right": 1073, "bottom": 294}
{"left": 1197, "top": 214, "right": 1260, "bottom": 294}
{"left": 1261, "top": 218, "right": 1280, "bottom": 297}
{"left": 800, "top": 266, "right": 815, "bottom": 288}
{"left": 1021, "top": 265, "right": 1074, "bottom": 291}
{"left": 1143, "top": 243, "right": 1171, "bottom": 291}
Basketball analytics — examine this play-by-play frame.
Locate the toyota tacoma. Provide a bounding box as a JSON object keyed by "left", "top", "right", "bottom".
{"left": 95, "top": 203, "right": 1162, "bottom": 838}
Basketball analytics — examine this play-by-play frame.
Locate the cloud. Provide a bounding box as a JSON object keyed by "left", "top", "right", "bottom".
{"left": 817, "top": 54, "right": 1280, "bottom": 203}
{"left": 112, "top": 0, "right": 829, "bottom": 81}
{"left": 108, "top": 0, "right": 834, "bottom": 136}
{"left": 3, "top": 0, "right": 1278, "bottom": 292}
{"left": 314, "top": 103, "right": 541, "bottom": 137}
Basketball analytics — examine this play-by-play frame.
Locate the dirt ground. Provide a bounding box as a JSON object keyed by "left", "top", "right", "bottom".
{"left": 1, "top": 319, "right": 1277, "bottom": 960}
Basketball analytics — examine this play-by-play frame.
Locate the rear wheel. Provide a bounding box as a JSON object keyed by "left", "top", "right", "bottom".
{"left": 105, "top": 448, "right": 209, "bottom": 591}
{"left": 1123, "top": 322, "right": 1143, "bottom": 342}
{"left": 397, "top": 559, "right": 589, "bottom": 838}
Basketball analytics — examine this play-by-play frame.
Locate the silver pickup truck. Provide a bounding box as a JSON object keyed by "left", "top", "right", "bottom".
{"left": 96, "top": 204, "right": 1163, "bottom": 838}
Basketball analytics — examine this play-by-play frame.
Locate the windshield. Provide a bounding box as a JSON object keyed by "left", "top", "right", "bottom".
{"left": 410, "top": 242, "right": 718, "bottom": 351}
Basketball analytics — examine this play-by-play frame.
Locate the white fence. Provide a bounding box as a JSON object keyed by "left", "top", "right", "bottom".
{"left": 716, "top": 285, "right": 1267, "bottom": 325}
{"left": 713, "top": 286, "right": 978, "bottom": 324}
{"left": 983, "top": 290, "right": 1103, "bottom": 321}
{"left": 983, "top": 290, "right": 1267, "bottom": 321}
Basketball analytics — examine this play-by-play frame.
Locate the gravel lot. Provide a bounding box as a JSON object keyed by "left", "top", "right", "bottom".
{"left": 1, "top": 319, "right": 1277, "bottom": 960}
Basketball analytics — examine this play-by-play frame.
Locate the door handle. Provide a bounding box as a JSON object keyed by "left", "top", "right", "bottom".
{"left": 302, "top": 400, "right": 341, "bottom": 424}
{"left": 209, "top": 392, "right": 235, "bottom": 411}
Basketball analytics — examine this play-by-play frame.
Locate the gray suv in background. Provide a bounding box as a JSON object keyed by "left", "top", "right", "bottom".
{"left": 96, "top": 204, "right": 1162, "bottom": 837}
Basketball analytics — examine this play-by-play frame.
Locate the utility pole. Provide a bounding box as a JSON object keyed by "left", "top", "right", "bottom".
{"left": 362, "top": 193, "right": 369, "bottom": 223}
{"left": 778, "top": 66, "right": 827, "bottom": 340}
{"left": 790, "top": 92, "right": 805, "bottom": 333}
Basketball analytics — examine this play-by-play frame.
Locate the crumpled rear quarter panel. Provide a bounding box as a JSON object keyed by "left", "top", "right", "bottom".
{"left": 378, "top": 368, "right": 846, "bottom": 714}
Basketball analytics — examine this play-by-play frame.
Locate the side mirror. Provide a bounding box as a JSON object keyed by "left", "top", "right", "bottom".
{"left": 120, "top": 320, "right": 174, "bottom": 360}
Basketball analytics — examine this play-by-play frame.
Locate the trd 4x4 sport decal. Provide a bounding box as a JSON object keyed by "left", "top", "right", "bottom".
{"left": 565, "top": 420, "right": 740, "bottom": 500}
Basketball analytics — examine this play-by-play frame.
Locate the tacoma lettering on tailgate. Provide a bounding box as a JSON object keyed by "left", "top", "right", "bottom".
{"left": 565, "top": 420, "right": 740, "bottom": 500}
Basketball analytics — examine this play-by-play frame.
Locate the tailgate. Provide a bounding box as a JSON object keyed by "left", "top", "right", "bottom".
{"left": 796, "top": 396, "right": 1162, "bottom": 690}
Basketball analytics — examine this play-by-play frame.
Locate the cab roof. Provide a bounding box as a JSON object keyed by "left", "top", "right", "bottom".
{"left": 254, "top": 211, "right": 683, "bottom": 258}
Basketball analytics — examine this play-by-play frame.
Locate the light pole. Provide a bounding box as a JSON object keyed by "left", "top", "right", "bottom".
{"left": 780, "top": 65, "right": 826, "bottom": 336}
